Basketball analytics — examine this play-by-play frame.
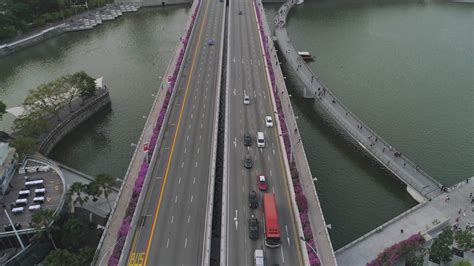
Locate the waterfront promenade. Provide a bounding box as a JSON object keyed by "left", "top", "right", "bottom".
{"left": 274, "top": 0, "right": 443, "bottom": 202}
{"left": 336, "top": 177, "right": 474, "bottom": 265}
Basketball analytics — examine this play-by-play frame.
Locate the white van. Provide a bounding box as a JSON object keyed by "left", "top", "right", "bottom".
{"left": 257, "top": 132, "right": 265, "bottom": 148}
{"left": 254, "top": 249, "right": 264, "bottom": 266}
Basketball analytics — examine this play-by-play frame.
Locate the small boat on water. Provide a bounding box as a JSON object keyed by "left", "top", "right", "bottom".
{"left": 298, "top": 51, "right": 314, "bottom": 61}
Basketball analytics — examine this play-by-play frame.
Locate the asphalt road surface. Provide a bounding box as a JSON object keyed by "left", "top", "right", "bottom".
{"left": 225, "top": 0, "right": 304, "bottom": 265}
{"left": 126, "top": 0, "right": 225, "bottom": 264}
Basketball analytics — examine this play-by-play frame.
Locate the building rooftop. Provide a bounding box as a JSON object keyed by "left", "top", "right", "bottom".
{"left": 0, "top": 159, "right": 64, "bottom": 235}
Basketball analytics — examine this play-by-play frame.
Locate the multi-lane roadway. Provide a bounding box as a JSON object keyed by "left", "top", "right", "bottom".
{"left": 126, "top": 0, "right": 225, "bottom": 264}
{"left": 223, "top": 0, "right": 304, "bottom": 265}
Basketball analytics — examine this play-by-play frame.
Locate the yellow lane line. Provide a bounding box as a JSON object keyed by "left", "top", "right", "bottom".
{"left": 142, "top": 0, "right": 212, "bottom": 265}
{"left": 250, "top": 0, "right": 304, "bottom": 265}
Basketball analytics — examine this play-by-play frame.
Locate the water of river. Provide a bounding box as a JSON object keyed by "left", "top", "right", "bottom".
{"left": 264, "top": 0, "right": 473, "bottom": 248}
{"left": 0, "top": 6, "right": 190, "bottom": 179}
{"left": 0, "top": 0, "right": 472, "bottom": 250}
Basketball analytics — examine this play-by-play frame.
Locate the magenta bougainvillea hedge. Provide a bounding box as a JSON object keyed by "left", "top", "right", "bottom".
{"left": 253, "top": 1, "right": 319, "bottom": 265}
{"left": 367, "top": 233, "right": 425, "bottom": 266}
{"left": 107, "top": 1, "right": 201, "bottom": 264}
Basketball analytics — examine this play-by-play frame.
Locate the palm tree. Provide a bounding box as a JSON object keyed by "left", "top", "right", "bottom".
{"left": 31, "top": 209, "right": 59, "bottom": 250}
{"left": 94, "top": 174, "right": 115, "bottom": 212}
{"left": 68, "top": 182, "right": 89, "bottom": 207}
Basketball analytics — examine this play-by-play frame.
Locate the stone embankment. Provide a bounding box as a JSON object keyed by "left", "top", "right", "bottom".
{"left": 0, "top": 3, "right": 139, "bottom": 57}
{"left": 38, "top": 87, "right": 111, "bottom": 156}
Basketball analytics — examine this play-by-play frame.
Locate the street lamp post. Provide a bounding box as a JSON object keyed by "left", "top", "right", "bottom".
{"left": 300, "top": 236, "right": 317, "bottom": 256}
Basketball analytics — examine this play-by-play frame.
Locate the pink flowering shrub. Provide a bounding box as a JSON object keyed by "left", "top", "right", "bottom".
{"left": 254, "top": 0, "right": 319, "bottom": 264}
{"left": 367, "top": 233, "right": 425, "bottom": 266}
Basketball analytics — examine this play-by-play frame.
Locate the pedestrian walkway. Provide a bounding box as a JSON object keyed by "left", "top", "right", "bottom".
{"left": 336, "top": 177, "right": 474, "bottom": 265}
{"left": 274, "top": 0, "right": 442, "bottom": 202}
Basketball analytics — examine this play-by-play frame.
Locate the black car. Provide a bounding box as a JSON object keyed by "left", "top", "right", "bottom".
{"left": 248, "top": 215, "right": 259, "bottom": 240}
{"left": 244, "top": 155, "right": 253, "bottom": 169}
{"left": 243, "top": 133, "right": 252, "bottom": 146}
{"left": 249, "top": 191, "right": 258, "bottom": 209}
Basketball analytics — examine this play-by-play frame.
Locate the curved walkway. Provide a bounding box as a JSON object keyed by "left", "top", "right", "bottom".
{"left": 274, "top": 0, "right": 442, "bottom": 202}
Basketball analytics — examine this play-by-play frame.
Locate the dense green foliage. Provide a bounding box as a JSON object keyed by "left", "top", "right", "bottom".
{"left": 0, "top": 0, "right": 109, "bottom": 41}
{"left": 0, "top": 100, "right": 6, "bottom": 119}
{"left": 43, "top": 247, "right": 94, "bottom": 266}
{"left": 454, "top": 229, "right": 474, "bottom": 252}
{"left": 429, "top": 228, "right": 454, "bottom": 263}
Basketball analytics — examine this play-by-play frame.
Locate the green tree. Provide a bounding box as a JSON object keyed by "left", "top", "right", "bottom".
{"left": 429, "top": 228, "right": 453, "bottom": 264}
{"left": 0, "top": 100, "right": 6, "bottom": 120}
{"left": 24, "top": 81, "right": 66, "bottom": 122}
{"left": 61, "top": 75, "right": 81, "bottom": 113}
{"left": 11, "top": 137, "right": 37, "bottom": 160}
{"left": 62, "top": 218, "right": 86, "bottom": 248}
{"left": 76, "top": 247, "right": 95, "bottom": 265}
{"left": 454, "top": 229, "right": 474, "bottom": 252}
{"left": 406, "top": 246, "right": 427, "bottom": 266}
{"left": 85, "top": 181, "right": 102, "bottom": 201}
{"left": 42, "top": 249, "right": 77, "bottom": 266}
{"left": 13, "top": 114, "right": 49, "bottom": 138}
{"left": 71, "top": 71, "right": 96, "bottom": 105}
{"left": 31, "top": 208, "right": 59, "bottom": 250}
{"left": 68, "top": 182, "right": 90, "bottom": 207}
{"left": 94, "top": 173, "right": 115, "bottom": 212}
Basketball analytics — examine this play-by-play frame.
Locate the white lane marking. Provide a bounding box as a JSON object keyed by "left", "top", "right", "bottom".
{"left": 233, "top": 88, "right": 236, "bottom": 96}
{"left": 191, "top": 195, "right": 194, "bottom": 203}
{"left": 272, "top": 187, "right": 275, "bottom": 193}
{"left": 166, "top": 238, "right": 170, "bottom": 248}
{"left": 188, "top": 216, "right": 191, "bottom": 224}
{"left": 233, "top": 137, "right": 237, "bottom": 148}
{"left": 270, "top": 170, "right": 273, "bottom": 177}
{"left": 234, "top": 210, "right": 238, "bottom": 230}
{"left": 268, "top": 155, "right": 270, "bottom": 161}
{"left": 187, "top": 136, "right": 189, "bottom": 141}
{"left": 178, "top": 177, "right": 181, "bottom": 184}
{"left": 175, "top": 195, "right": 178, "bottom": 203}
{"left": 201, "top": 123, "right": 203, "bottom": 129}
{"left": 197, "top": 147, "right": 200, "bottom": 154}
{"left": 189, "top": 124, "right": 191, "bottom": 129}
{"left": 286, "top": 225, "right": 290, "bottom": 246}
{"left": 273, "top": 149, "right": 275, "bottom": 155}
{"left": 280, "top": 247, "right": 285, "bottom": 263}
{"left": 191, "top": 113, "right": 193, "bottom": 119}
{"left": 193, "top": 177, "right": 196, "bottom": 184}
{"left": 171, "top": 216, "right": 174, "bottom": 224}
{"left": 199, "top": 135, "right": 202, "bottom": 140}
{"left": 184, "top": 147, "right": 187, "bottom": 154}
{"left": 193, "top": 104, "right": 195, "bottom": 109}
{"left": 181, "top": 162, "right": 184, "bottom": 168}
{"left": 233, "top": 57, "right": 235, "bottom": 63}
{"left": 195, "top": 162, "right": 198, "bottom": 168}
{"left": 185, "top": 238, "right": 188, "bottom": 248}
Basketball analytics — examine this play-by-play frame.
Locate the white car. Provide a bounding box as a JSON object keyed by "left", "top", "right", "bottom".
{"left": 265, "top": 116, "right": 273, "bottom": 128}
{"left": 244, "top": 95, "right": 250, "bottom": 105}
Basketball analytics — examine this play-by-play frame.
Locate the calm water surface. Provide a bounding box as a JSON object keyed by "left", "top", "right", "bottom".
{"left": 265, "top": 0, "right": 473, "bottom": 248}
{"left": 0, "top": 6, "right": 190, "bottom": 179}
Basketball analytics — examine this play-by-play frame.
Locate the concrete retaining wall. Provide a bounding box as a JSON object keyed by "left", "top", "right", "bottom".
{"left": 38, "top": 89, "right": 111, "bottom": 156}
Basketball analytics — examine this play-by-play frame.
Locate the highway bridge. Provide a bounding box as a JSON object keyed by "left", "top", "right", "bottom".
{"left": 94, "top": 0, "right": 329, "bottom": 265}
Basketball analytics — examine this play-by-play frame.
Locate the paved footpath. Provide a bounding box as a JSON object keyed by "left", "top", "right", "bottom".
{"left": 336, "top": 177, "right": 474, "bottom": 265}
{"left": 93, "top": 2, "right": 198, "bottom": 264}
{"left": 274, "top": 0, "right": 442, "bottom": 202}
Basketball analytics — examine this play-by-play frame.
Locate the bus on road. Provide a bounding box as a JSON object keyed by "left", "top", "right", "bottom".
{"left": 262, "top": 193, "right": 281, "bottom": 248}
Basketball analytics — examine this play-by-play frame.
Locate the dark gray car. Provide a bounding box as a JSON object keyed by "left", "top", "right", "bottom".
{"left": 244, "top": 155, "right": 253, "bottom": 169}
{"left": 243, "top": 133, "right": 252, "bottom": 146}
{"left": 248, "top": 215, "right": 259, "bottom": 240}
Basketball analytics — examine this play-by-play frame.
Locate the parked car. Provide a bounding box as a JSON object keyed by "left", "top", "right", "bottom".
{"left": 249, "top": 191, "right": 258, "bottom": 209}
{"left": 207, "top": 39, "right": 215, "bottom": 46}
{"left": 243, "top": 133, "right": 252, "bottom": 146}
{"left": 265, "top": 116, "right": 273, "bottom": 128}
{"left": 257, "top": 175, "right": 268, "bottom": 191}
{"left": 248, "top": 215, "right": 260, "bottom": 240}
{"left": 244, "top": 155, "right": 253, "bottom": 169}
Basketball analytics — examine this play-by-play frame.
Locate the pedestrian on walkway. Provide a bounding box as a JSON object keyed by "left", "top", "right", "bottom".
{"left": 383, "top": 147, "right": 385, "bottom": 152}
{"left": 470, "top": 192, "right": 472, "bottom": 198}
{"left": 400, "top": 229, "right": 404, "bottom": 234}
